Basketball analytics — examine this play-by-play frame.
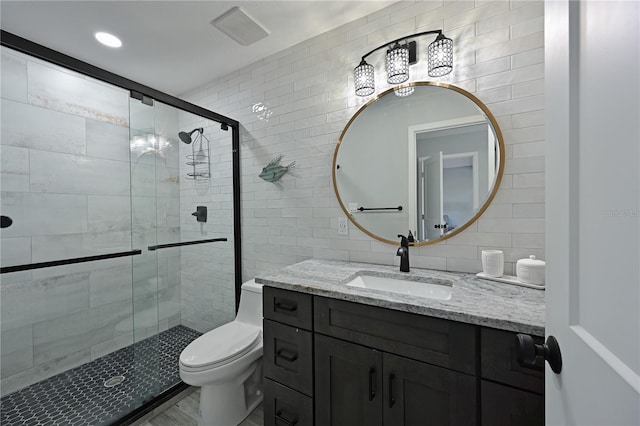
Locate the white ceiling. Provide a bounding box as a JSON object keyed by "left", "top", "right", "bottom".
{"left": 1, "top": 1, "right": 396, "bottom": 96}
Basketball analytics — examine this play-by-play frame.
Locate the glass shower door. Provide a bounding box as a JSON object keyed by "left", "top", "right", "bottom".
{"left": 128, "top": 93, "right": 236, "bottom": 406}
{"left": 129, "top": 94, "right": 177, "bottom": 405}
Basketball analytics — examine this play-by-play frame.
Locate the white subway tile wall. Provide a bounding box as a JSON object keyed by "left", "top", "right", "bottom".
{"left": 181, "top": 0, "right": 545, "bottom": 281}
{"left": 177, "top": 114, "right": 236, "bottom": 333}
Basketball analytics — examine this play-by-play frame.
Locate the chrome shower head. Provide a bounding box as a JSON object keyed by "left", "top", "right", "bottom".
{"left": 178, "top": 128, "right": 203, "bottom": 144}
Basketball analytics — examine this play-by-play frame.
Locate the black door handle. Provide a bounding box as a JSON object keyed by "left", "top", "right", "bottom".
{"left": 276, "top": 349, "right": 298, "bottom": 363}
{"left": 274, "top": 301, "right": 297, "bottom": 312}
{"left": 388, "top": 373, "right": 396, "bottom": 408}
{"left": 516, "top": 334, "right": 562, "bottom": 374}
{"left": 368, "top": 367, "right": 376, "bottom": 401}
{"left": 275, "top": 409, "right": 298, "bottom": 425}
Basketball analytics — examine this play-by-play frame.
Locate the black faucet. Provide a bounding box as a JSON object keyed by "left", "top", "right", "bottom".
{"left": 397, "top": 234, "right": 410, "bottom": 272}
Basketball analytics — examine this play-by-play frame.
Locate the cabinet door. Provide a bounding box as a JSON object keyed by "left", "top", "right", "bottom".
{"left": 315, "top": 334, "right": 383, "bottom": 426}
{"left": 481, "top": 380, "right": 543, "bottom": 426}
{"left": 383, "top": 352, "right": 477, "bottom": 426}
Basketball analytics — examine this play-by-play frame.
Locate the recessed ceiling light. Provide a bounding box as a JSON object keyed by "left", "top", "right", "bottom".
{"left": 95, "top": 32, "right": 122, "bottom": 48}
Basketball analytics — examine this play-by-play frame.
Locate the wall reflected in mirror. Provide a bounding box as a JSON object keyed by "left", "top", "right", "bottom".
{"left": 333, "top": 82, "right": 504, "bottom": 246}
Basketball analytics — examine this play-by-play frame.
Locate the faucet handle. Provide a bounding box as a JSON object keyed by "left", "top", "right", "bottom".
{"left": 397, "top": 234, "right": 409, "bottom": 247}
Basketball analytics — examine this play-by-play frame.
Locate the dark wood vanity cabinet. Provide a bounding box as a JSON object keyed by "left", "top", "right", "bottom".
{"left": 314, "top": 297, "right": 477, "bottom": 426}
{"left": 315, "top": 333, "right": 476, "bottom": 426}
{"left": 263, "top": 287, "right": 544, "bottom": 426}
{"left": 263, "top": 287, "right": 314, "bottom": 426}
{"left": 480, "top": 327, "right": 545, "bottom": 426}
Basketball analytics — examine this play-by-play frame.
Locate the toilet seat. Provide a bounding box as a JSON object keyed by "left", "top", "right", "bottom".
{"left": 180, "top": 322, "right": 261, "bottom": 371}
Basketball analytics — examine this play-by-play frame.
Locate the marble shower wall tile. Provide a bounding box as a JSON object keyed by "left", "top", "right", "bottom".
{"left": 0, "top": 145, "right": 29, "bottom": 192}
{"left": 0, "top": 272, "right": 90, "bottom": 331}
{"left": 27, "top": 60, "right": 129, "bottom": 127}
{"left": 0, "top": 349, "right": 91, "bottom": 397}
{"left": 1, "top": 99, "right": 86, "bottom": 155}
{"left": 32, "top": 299, "right": 133, "bottom": 365}
{"left": 86, "top": 118, "right": 131, "bottom": 161}
{"left": 1, "top": 50, "right": 27, "bottom": 103}
{"left": 87, "top": 195, "right": 132, "bottom": 233}
{"left": 89, "top": 263, "right": 134, "bottom": 308}
{"left": 0, "top": 236, "right": 31, "bottom": 268}
{"left": 30, "top": 255, "right": 131, "bottom": 281}
{"left": 90, "top": 332, "right": 134, "bottom": 360}
{"left": 29, "top": 150, "right": 130, "bottom": 196}
{"left": 0, "top": 325, "right": 34, "bottom": 378}
{"left": 0, "top": 192, "right": 89, "bottom": 238}
{"left": 30, "top": 230, "right": 132, "bottom": 263}
{"left": 130, "top": 162, "right": 180, "bottom": 198}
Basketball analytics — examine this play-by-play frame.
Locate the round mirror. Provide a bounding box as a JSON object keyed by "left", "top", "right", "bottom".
{"left": 333, "top": 81, "right": 505, "bottom": 246}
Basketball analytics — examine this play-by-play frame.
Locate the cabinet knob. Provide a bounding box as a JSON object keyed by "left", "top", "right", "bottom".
{"left": 515, "top": 334, "right": 563, "bottom": 374}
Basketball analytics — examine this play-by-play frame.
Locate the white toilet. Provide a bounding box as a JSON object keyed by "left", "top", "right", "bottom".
{"left": 179, "top": 280, "right": 264, "bottom": 426}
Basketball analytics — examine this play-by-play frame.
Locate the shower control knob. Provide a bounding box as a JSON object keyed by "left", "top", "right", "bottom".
{"left": 191, "top": 206, "right": 207, "bottom": 223}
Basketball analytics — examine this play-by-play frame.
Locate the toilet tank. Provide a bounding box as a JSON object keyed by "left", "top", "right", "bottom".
{"left": 235, "top": 279, "right": 263, "bottom": 327}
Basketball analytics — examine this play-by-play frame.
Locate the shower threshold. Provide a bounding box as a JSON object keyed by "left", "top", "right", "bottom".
{"left": 0, "top": 325, "right": 201, "bottom": 426}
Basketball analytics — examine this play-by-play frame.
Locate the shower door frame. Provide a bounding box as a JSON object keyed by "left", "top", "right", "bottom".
{"left": 1, "top": 30, "right": 243, "bottom": 424}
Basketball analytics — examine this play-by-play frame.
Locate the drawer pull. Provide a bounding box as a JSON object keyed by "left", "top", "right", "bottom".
{"left": 368, "top": 367, "right": 376, "bottom": 401}
{"left": 388, "top": 373, "right": 396, "bottom": 407}
{"left": 276, "top": 349, "right": 299, "bottom": 363}
{"left": 275, "top": 409, "right": 298, "bottom": 425}
{"left": 274, "top": 301, "right": 297, "bottom": 312}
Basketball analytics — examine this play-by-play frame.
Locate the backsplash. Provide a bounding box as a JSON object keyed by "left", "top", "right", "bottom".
{"left": 184, "top": 0, "right": 545, "bottom": 279}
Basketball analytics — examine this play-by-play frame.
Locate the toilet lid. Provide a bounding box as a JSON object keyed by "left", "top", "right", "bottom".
{"left": 180, "top": 322, "right": 261, "bottom": 370}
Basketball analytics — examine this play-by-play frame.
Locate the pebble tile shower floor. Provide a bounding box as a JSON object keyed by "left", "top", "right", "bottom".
{"left": 0, "top": 325, "right": 201, "bottom": 426}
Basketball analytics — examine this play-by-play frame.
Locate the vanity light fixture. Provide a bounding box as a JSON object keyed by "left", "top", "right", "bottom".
{"left": 353, "top": 30, "right": 453, "bottom": 97}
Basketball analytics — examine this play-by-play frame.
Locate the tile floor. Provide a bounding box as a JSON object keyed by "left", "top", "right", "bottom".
{"left": 0, "top": 326, "right": 201, "bottom": 426}
{"left": 138, "top": 388, "right": 264, "bottom": 426}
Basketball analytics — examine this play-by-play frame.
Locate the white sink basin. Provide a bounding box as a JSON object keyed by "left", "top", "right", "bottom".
{"left": 346, "top": 273, "right": 452, "bottom": 300}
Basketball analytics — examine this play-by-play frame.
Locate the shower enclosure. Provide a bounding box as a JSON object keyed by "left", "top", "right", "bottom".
{"left": 0, "top": 32, "right": 241, "bottom": 425}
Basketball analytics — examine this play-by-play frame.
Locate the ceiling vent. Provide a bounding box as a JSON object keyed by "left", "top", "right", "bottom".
{"left": 211, "top": 7, "right": 270, "bottom": 46}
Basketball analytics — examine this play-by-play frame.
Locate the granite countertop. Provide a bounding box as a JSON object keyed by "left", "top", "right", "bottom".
{"left": 255, "top": 259, "right": 545, "bottom": 336}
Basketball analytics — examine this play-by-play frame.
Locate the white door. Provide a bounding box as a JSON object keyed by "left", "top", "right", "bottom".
{"left": 545, "top": 1, "right": 639, "bottom": 424}
{"left": 425, "top": 152, "right": 443, "bottom": 240}
{"left": 418, "top": 157, "right": 428, "bottom": 241}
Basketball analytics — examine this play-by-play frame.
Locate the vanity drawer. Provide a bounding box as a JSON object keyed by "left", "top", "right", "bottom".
{"left": 313, "top": 296, "right": 477, "bottom": 375}
{"left": 481, "top": 327, "right": 544, "bottom": 394}
{"left": 264, "top": 379, "right": 314, "bottom": 426}
{"left": 264, "top": 286, "right": 313, "bottom": 330}
{"left": 264, "top": 319, "right": 314, "bottom": 396}
{"left": 481, "top": 380, "right": 544, "bottom": 426}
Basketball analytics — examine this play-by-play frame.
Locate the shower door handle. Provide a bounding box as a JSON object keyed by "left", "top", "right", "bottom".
{"left": 0, "top": 249, "right": 142, "bottom": 274}
{"left": 147, "top": 238, "right": 227, "bottom": 251}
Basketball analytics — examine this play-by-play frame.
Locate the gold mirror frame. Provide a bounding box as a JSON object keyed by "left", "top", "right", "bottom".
{"left": 332, "top": 81, "right": 506, "bottom": 246}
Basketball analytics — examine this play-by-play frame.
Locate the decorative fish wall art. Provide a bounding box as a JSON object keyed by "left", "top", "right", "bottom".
{"left": 259, "top": 154, "right": 295, "bottom": 189}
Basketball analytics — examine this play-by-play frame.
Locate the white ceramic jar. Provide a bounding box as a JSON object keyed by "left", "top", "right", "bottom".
{"left": 516, "top": 255, "right": 546, "bottom": 285}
